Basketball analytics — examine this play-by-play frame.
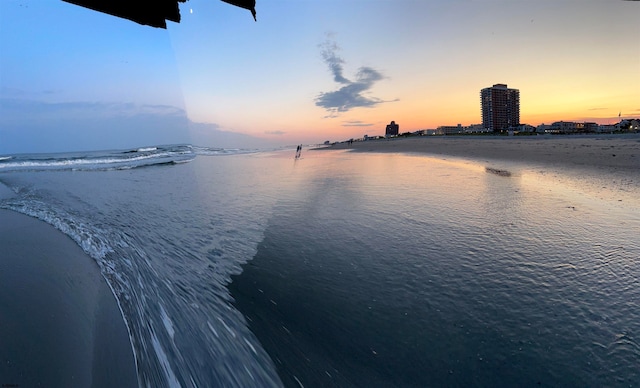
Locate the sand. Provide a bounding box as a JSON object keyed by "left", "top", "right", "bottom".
{"left": 0, "top": 209, "right": 137, "bottom": 387}
{"left": 324, "top": 134, "right": 640, "bottom": 173}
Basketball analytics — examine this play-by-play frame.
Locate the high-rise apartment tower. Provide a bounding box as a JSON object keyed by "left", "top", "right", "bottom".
{"left": 481, "top": 84, "right": 520, "bottom": 132}
{"left": 385, "top": 121, "right": 399, "bottom": 137}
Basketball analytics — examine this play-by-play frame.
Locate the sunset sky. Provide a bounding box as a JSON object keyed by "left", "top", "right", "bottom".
{"left": 1, "top": 0, "right": 638, "bottom": 153}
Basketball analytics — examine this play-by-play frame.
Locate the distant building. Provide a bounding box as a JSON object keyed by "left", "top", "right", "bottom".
{"left": 436, "top": 124, "right": 464, "bottom": 135}
{"left": 513, "top": 124, "right": 536, "bottom": 133}
{"left": 481, "top": 84, "right": 520, "bottom": 132}
{"left": 598, "top": 124, "right": 617, "bottom": 133}
{"left": 465, "top": 124, "right": 490, "bottom": 134}
{"left": 583, "top": 122, "right": 600, "bottom": 132}
{"left": 385, "top": 121, "right": 399, "bottom": 137}
{"left": 549, "top": 121, "right": 584, "bottom": 134}
{"left": 620, "top": 119, "right": 640, "bottom": 131}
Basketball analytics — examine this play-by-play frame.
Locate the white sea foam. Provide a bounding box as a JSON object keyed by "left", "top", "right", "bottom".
{"left": 293, "top": 375, "right": 305, "bottom": 387}
{"left": 0, "top": 145, "right": 272, "bottom": 172}
{"left": 217, "top": 317, "right": 237, "bottom": 338}
{"left": 243, "top": 337, "right": 257, "bottom": 355}
{"left": 150, "top": 331, "right": 181, "bottom": 388}
{"left": 192, "top": 146, "right": 260, "bottom": 156}
{"left": 159, "top": 304, "right": 176, "bottom": 341}
{"left": 5, "top": 199, "right": 114, "bottom": 260}
{"left": 0, "top": 146, "right": 195, "bottom": 172}
{"left": 207, "top": 321, "right": 220, "bottom": 338}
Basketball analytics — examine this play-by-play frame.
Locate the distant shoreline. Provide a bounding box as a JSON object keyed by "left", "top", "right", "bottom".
{"left": 318, "top": 133, "right": 640, "bottom": 173}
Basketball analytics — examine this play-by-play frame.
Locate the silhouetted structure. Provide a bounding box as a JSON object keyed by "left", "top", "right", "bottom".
{"left": 222, "top": 0, "right": 257, "bottom": 21}
{"left": 385, "top": 121, "right": 399, "bottom": 137}
{"left": 62, "top": 0, "right": 256, "bottom": 28}
{"left": 481, "top": 84, "right": 520, "bottom": 132}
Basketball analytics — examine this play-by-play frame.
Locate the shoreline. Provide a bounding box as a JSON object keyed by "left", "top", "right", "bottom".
{"left": 0, "top": 208, "right": 137, "bottom": 387}
{"left": 319, "top": 133, "right": 640, "bottom": 173}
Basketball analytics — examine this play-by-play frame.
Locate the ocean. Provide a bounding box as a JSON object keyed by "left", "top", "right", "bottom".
{"left": 1, "top": 144, "right": 639, "bottom": 387}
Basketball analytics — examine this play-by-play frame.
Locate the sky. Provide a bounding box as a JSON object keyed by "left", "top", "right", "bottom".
{"left": 1, "top": 0, "right": 639, "bottom": 153}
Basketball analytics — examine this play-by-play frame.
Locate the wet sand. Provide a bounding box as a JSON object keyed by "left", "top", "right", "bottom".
{"left": 0, "top": 209, "right": 138, "bottom": 387}
{"left": 324, "top": 134, "right": 640, "bottom": 173}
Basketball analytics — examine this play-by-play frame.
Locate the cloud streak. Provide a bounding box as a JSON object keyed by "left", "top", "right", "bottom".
{"left": 342, "top": 120, "right": 373, "bottom": 127}
{"left": 319, "top": 39, "right": 350, "bottom": 85}
{"left": 265, "top": 130, "right": 286, "bottom": 135}
{"left": 316, "top": 38, "right": 393, "bottom": 116}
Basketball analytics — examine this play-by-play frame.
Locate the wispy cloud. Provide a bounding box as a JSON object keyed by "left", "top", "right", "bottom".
{"left": 265, "top": 130, "right": 286, "bottom": 135}
{"left": 315, "top": 37, "right": 395, "bottom": 116}
{"left": 588, "top": 107, "right": 607, "bottom": 111}
{"left": 0, "top": 86, "right": 27, "bottom": 97}
{"left": 319, "top": 38, "right": 350, "bottom": 85}
{"left": 342, "top": 120, "right": 373, "bottom": 127}
{"left": 0, "top": 98, "right": 185, "bottom": 121}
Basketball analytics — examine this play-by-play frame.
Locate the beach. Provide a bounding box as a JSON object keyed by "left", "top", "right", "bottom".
{"left": 1, "top": 144, "right": 639, "bottom": 386}
{"left": 326, "top": 134, "right": 640, "bottom": 172}
{"left": 0, "top": 208, "right": 137, "bottom": 387}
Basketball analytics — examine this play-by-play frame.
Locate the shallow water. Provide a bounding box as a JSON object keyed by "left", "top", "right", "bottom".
{"left": 232, "top": 150, "right": 640, "bottom": 387}
{"left": 1, "top": 147, "right": 638, "bottom": 387}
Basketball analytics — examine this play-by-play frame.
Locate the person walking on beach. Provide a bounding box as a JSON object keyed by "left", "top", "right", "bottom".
{"left": 295, "top": 145, "right": 302, "bottom": 159}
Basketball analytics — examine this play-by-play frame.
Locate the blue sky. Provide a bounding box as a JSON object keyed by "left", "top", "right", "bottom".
{"left": 1, "top": 0, "right": 638, "bottom": 153}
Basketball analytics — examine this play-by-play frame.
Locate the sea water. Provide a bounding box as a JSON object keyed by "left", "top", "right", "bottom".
{"left": 0, "top": 145, "right": 638, "bottom": 387}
